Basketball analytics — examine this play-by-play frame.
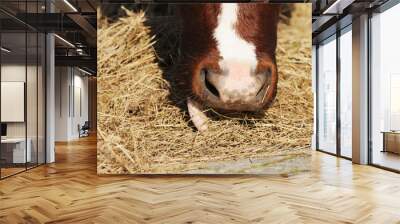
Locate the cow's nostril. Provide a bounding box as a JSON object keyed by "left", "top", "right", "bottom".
{"left": 256, "top": 84, "right": 265, "bottom": 96}
{"left": 205, "top": 77, "right": 220, "bottom": 98}
{"left": 266, "top": 68, "right": 272, "bottom": 76}
{"left": 201, "top": 68, "right": 220, "bottom": 98}
{"left": 257, "top": 67, "right": 272, "bottom": 88}
{"left": 255, "top": 67, "right": 273, "bottom": 99}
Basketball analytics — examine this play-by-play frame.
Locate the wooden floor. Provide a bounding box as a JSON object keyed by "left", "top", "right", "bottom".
{"left": 1, "top": 136, "right": 400, "bottom": 224}
{"left": 0, "top": 167, "right": 26, "bottom": 178}
{"left": 373, "top": 150, "right": 400, "bottom": 171}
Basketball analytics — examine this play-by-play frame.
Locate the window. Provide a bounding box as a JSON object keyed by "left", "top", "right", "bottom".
{"left": 317, "top": 35, "right": 337, "bottom": 154}
{"left": 370, "top": 2, "right": 400, "bottom": 171}
{"left": 339, "top": 27, "right": 352, "bottom": 158}
{"left": 316, "top": 25, "right": 353, "bottom": 158}
{"left": 0, "top": 1, "right": 47, "bottom": 179}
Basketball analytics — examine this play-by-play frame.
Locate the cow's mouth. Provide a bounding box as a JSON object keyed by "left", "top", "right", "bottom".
{"left": 197, "top": 67, "right": 277, "bottom": 112}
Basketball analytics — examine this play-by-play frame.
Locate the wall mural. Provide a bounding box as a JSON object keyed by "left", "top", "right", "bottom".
{"left": 97, "top": 3, "right": 313, "bottom": 174}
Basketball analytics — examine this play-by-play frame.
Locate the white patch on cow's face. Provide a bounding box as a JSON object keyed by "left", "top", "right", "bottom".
{"left": 214, "top": 4, "right": 257, "bottom": 65}
{"left": 210, "top": 3, "right": 263, "bottom": 104}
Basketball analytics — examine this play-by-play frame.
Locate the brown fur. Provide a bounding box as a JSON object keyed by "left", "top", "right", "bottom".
{"left": 178, "top": 3, "right": 280, "bottom": 111}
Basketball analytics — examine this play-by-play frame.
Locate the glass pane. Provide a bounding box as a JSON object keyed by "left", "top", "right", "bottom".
{"left": 340, "top": 28, "right": 352, "bottom": 158}
{"left": 371, "top": 3, "right": 400, "bottom": 171}
{"left": 317, "top": 36, "right": 337, "bottom": 154}
{"left": 27, "top": 31, "right": 38, "bottom": 169}
{"left": 26, "top": 0, "right": 40, "bottom": 169}
{"left": 1, "top": 30, "right": 27, "bottom": 177}
{"left": 38, "top": 32, "right": 45, "bottom": 165}
{"left": 312, "top": 45, "right": 317, "bottom": 150}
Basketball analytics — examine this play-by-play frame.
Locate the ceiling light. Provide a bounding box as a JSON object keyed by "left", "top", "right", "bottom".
{"left": 323, "top": 0, "right": 354, "bottom": 15}
{"left": 1, "top": 47, "right": 11, "bottom": 53}
{"left": 78, "top": 67, "right": 93, "bottom": 76}
{"left": 54, "top": 34, "right": 75, "bottom": 48}
{"left": 63, "top": 0, "right": 78, "bottom": 12}
{"left": 76, "top": 49, "right": 85, "bottom": 55}
{"left": 323, "top": 0, "right": 341, "bottom": 14}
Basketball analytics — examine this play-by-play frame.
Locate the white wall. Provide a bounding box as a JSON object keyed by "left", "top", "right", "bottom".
{"left": 1, "top": 65, "right": 40, "bottom": 138}
{"left": 1, "top": 64, "right": 26, "bottom": 139}
{"left": 54, "top": 67, "right": 89, "bottom": 141}
{"left": 72, "top": 73, "right": 89, "bottom": 138}
{"left": 55, "top": 66, "right": 70, "bottom": 141}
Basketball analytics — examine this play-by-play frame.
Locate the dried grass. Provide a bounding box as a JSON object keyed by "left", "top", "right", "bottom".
{"left": 97, "top": 4, "right": 313, "bottom": 174}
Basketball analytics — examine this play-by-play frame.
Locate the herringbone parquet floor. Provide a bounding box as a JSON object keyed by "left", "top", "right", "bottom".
{"left": 1, "top": 135, "right": 400, "bottom": 224}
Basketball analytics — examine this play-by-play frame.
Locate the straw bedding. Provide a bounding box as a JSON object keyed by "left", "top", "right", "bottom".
{"left": 97, "top": 4, "right": 313, "bottom": 174}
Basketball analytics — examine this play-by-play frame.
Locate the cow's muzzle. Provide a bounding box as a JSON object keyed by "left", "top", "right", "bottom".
{"left": 196, "top": 62, "right": 278, "bottom": 112}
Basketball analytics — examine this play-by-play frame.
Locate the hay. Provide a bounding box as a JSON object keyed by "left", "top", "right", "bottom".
{"left": 97, "top": 4, "right": 313, "bottom": 174}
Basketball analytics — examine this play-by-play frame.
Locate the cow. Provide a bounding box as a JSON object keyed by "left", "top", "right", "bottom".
{"left": 177, "top": 3, "right": 281, "bottom": 131}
